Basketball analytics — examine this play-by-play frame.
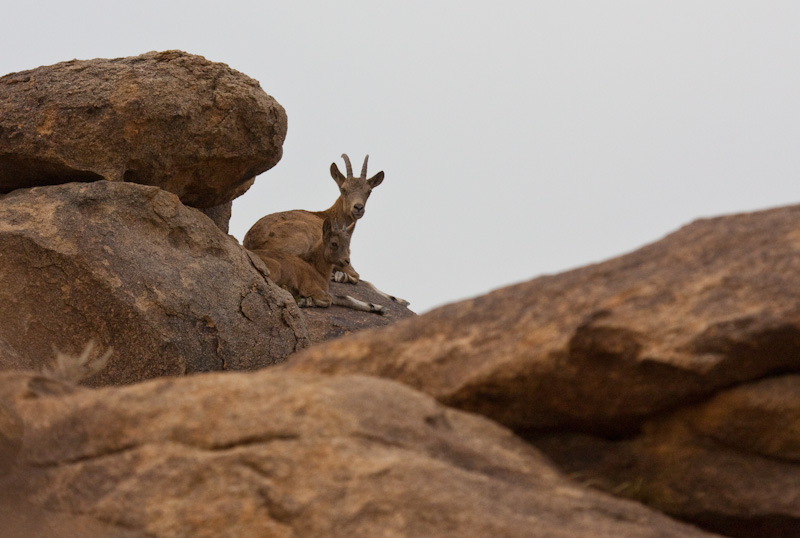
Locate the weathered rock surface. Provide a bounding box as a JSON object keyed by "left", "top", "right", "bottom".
{"left": 282, "top": 203, "right": 800, "bottom": 536}
{"left": 0, "top": 181, "right": 308, "bottom": 385}
{"left": 0, "top": 368, "right": 720, "bottom": 538}
{"left": 535, "top": 375, "right": 800, "bottom": 538}
{"left": 284, "top": 204, "right": 800, "bottom": 435}
{"left": 0, "top": 50, "right": 285, "bottom": 208}
{"left": 299, "top": 280, "right": 415, "bottom": 344}
{"left": 199, "top": 200, "right": 233, "bottom": 233}
{"left": 198, "top": 177, "right": 255, "bottom": 233}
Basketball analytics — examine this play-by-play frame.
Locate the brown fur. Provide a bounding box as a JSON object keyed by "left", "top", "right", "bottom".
{"left": 253, "top": 218, "right": 353, "bottom": 307}
{"left": 243, "top": 155, "right": 384, "bottom": 283}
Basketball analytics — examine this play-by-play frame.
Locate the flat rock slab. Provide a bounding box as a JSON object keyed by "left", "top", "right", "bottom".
{"left": 0, "top": 181, "right": 308, "bottom": 385}
{"left": 0, "top": 50, "right": 286, "bottom": 208}
{"left": 0, "top": 369, "right": 720, "bottom": 538}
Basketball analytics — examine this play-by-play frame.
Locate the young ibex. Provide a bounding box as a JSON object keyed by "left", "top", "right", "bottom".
{"left": 244, "top": 154, "right": 408, "bottom": 306}
{"left": 253, "top": 217, "right": 385, "bottom": 314}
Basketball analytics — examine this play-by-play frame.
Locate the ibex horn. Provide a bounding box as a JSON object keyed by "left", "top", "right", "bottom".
{"left": 341, "top": 154, "right": 353, "bottom": 177}
{"left": 360, "top": 155, "right": 369, "bottom": 179}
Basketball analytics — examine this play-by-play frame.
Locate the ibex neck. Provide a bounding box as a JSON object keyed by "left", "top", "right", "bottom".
{"left": 324, "top": 197, "right": 355, "bottom": 226}
{"left": 302, "top": 241, "right": 333, "bottom": 282}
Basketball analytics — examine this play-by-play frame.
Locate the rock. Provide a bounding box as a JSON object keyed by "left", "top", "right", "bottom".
{"left": 299, "top": 280, "right": 415, "bottom": 344}
{"left": 0, "top": 368, "right": 720, "bottom": 538}
{"left": 282, "top": 203, "right": 800, "bottom": 535}
{"left": 198, "top": 200, "right": 233, "bottom": 233}
{"left": 0, "top": 498, "right": 140, "bottom": 538}
{"left": 197, "top": 175, "right": 257, "bottom": 233}
{"left": 0, "top": 181, "right": 308, "bottom": 385}
{"left": 284, "top": 204, "right": 800, "bottom": 436}
{"left": 0, "top": 401, "right": 22, "bottom": 476}
{"left": 0, "top": 51, "right": 285, "bottom": 208}
{"left": 534, "top": 375, "right": 800, "bottom": 538}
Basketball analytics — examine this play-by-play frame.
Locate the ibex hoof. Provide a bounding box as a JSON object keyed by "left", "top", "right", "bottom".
{"left": 370, "top": 303, "right": 387, "bottom": 315}
{"left": 297, "top": 297, "right": 311, "bottom": 308}
{"left": 393, "top": 297, "right": 411, "bottom": 307}
{"left": 332, "top": 271, "right": 348, "bottom": 283}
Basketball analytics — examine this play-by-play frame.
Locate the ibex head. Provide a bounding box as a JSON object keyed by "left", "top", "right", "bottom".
{"left": 330, "top": 154, "right": 385, "bottom": 221}
{"left": 322, "top": 217, "right": 355, "bottom": 268}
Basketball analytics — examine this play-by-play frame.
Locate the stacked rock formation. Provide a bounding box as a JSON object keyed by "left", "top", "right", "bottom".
{"left": 2, "top": 51, "right": 795, "bottom": 537}
{"left": 0, "top": 51, "right": 310, "bottom": 382}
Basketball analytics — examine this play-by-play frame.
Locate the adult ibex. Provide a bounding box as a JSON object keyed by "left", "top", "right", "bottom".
{"left": 244, "top": 154, "right": 408, "bottom": 306}
{"left": 253, "top": 218, "right": 385, "bottom": 313}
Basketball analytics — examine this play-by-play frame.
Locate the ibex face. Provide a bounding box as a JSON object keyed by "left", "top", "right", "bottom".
{"left": 322, "top": 218, "right": 355, "bottom": 269}
{"left": 330, "top": 154, "right": 385, "bottom": 221}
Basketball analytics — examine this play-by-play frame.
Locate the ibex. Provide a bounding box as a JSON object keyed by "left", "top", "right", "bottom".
{"left": 244, "top": 154, "right": 408, "bottom": 306}
{"left": 253, "top": 217, "right": 385, "bottom": 313}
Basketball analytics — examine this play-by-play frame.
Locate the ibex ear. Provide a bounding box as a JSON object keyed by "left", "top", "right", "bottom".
{"left": 330, "top": 163, "right": 346, "bottom": 187}
{"left": 322, "top": 218, "right": 333, "bottom": 239}
{"left": 367, "top": 171, "right": 384, "bottom": 189}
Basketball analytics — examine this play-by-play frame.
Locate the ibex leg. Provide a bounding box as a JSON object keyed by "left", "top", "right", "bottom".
{"left": 331, "top": 294, "right": 386, "bottom": 314}
{"left": 359, "top": 280, "right": 410, "bottom": 307}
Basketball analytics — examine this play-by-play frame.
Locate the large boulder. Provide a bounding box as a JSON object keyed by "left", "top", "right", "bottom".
{"left": 0, "top": 50, "right": 285, "bottom": 208}
{"left": 282, "top": 203, "right": 800, "bottom": 536}
{"left": 284, "top": 204, "right": 800, "bottom": 435}
{"left": 0, "top": 181, "right": 308, "bottom": 385}
{"left": 0, "top": 368, "right": 719, "bottom": 538}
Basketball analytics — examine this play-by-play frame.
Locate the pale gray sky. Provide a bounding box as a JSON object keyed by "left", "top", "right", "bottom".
{"left": 3, "top": 2, "right": 799, "bottom": 312}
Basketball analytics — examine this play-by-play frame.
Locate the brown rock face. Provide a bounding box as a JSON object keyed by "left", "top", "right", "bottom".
{"left": 300, "top": 280, "right": 415, "bottom": 343}
{"left": 285, "top": 204, "right": 800, "bottom": 435}
{"left": 0, "top": 369, "right": 719, "bottom": 538}
{"left": 283, "top": 203, "right": 800, "bottom": 536}
{"left": 0, "top": 50, "right": 286, "bottom": 208}
{"left": 0, "top": 181, "right": 308, "bottom": 385}
{"left": 535, "top": 375, "right": 800, "bottom": 538}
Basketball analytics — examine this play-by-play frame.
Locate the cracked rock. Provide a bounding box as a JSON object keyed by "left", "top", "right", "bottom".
{"left": 0, "top": 181, "right": 309, "bottom": 385}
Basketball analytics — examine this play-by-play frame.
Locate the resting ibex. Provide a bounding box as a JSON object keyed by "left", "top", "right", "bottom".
{"left": 253, "top": 218, "right": 385, "bottom": 313}
{"left": 244, "top": 154, "right": 408, "bottom": 306}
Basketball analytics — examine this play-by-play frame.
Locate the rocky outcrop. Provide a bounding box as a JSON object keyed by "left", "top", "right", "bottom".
{"left": 299, "top": 280, "right": 415, "bottom": 343}
{"left": 4, "top": 50, "right": 796, "bottom": 536}
{"left": 0, "top": 181, "right": 308, "bottom": 385}
{"left": 0, "top": 368, "right": 719, "bottom": 538}
{"left": 535, "top": 375, "right": 800, "bottom": 538}
{"left": 283, "top": 204, "right": 800, "bottom": 536}
{"left": 284, "top": 204, "right": 800, "bottom": 434}
{"left": 0, "top": 50, "right": 285, "bottom": 208}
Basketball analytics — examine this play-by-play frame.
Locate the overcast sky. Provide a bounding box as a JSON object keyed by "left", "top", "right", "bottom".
{"left": 3, "top": 2, "right": 799, "bottom": 312}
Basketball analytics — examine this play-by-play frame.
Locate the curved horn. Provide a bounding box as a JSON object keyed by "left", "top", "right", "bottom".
{"left": 360, "top": 154, "right": 370, "bottom": 179}
{"left": 341, "top": 154, "right": 353, "bottom": 177}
